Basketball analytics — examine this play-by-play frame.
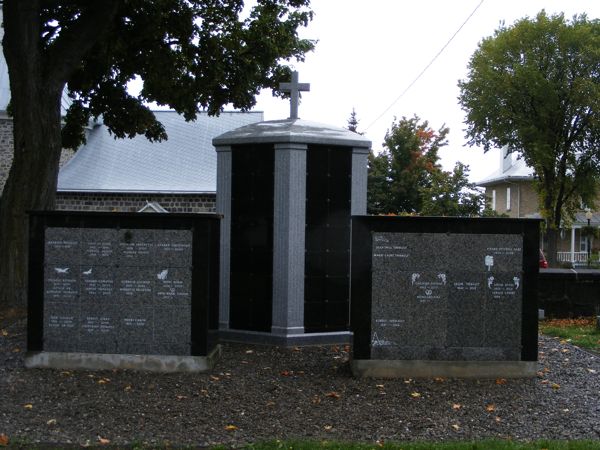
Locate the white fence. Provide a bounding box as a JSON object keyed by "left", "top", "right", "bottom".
{"left": 557, "top": 251, "right": 589, "bottom": 264}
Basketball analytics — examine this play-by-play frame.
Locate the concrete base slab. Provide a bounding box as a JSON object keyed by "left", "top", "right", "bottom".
{"left": 352, "top": 359, "right": 537, "bottom": 379}
{"left": 220, "top": 329, "right": 352, "bottom": 346}
{"left": 25, "top": 345, "right": 221, "bottom": 373}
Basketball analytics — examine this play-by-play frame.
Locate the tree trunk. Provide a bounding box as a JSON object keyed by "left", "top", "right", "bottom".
{"left": 0, "top": 1, "right": 64, "bottom": 308}
{"left": 546, "top": 226, "right": 559, "bottom": 268}
{"left": 0, "top": 94, "right": 63, "bottom": 308}
{"left": 0, "top": 1, "right": 119, "bottom": 309}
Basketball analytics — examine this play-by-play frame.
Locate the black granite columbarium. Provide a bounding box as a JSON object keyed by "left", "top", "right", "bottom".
{"left": 26, "top": 211, "right": 221, "bottom": 372}
{"left": 351, "top": 216, "right": 540, "bottom": 378}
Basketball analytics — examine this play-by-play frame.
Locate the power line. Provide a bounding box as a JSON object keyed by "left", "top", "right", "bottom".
{"left": 364, "top": 0, "right": 485, "bottom": 132}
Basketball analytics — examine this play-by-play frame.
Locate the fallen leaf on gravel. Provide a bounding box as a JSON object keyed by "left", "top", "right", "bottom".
{"left": 331, "top": 346, "right": 340, "bottom": 352}
{"left": 536, "top": 371, "right": 545, "bottom": 378}
{"left": 312, "top": 395, "right": 321, "bottom": 404}
{"left": 60, "top": 371, "right": 72, "bottom": 377}
{"left": 293, "top": 347, "right": 302, "bottom": 352}
{"left": 97, "top": 378, "right": 110, "bottom": 385}
{"left": 434, "top": 377, "right": 446, "bottom": 383}
{"left": 586, "top": 368, "right": 597, "bottom": 374}
{"left": 561, "top": 349, "right": 570, "bottom": 353}
{"left": 495, "top": 378, "right": 507, "bottom": 385}
{"left": 1, "top": 329, "right": 8, "bottom": 337}
{"left": 551, "top": 383, "right": 560, "bottom": 390}
{"left": 47, "top": 419, "right": 57, "bottom": 425}
{"left": 210, "top": 375, "right": 220, "bottom": 381}
{"left": 245, "top": 349, "right": 254, "bottom": 354}
{"left": 376, "top": 439, "right": 384, "bottom": 447}
{"left": 451, "top": 424, "right": 460, "bottom": 431}
{"left": 344, "top": 345, "right": 351, "bottom": 352}
{"left": 224, "top": 425, "right": 238, "bottom": 431}
{"left": 12, "top": 347, "right": 20, "bottom": 353}
{"left": 375, "top": 384, "right": 384, "bottom": 389}
{"left": 23, "top": 404, "right": 33, "bottom": 410}
{"left": 494, "top": 416, "right": 501, "bottom": 422}
{"left": 410, "top": 392, "right": 421, "bottom": 398}
{"left": 562, "top": 408, "right": 570, "bottom": 412}
{"left": 266, "top": 401, "right": 275, "bottom": 407}
{"left": 280, "top": 370, "right": 291, "bottom": 377}
{"left": 543, "top": 367, "right": 550, "bottom": 373}
{"left": 404, "top": 378, "right": 413, "bottom": 384}
{"left": 176, "top": 395, "right": 187, "bottom": 401}
{"left": 540, "top": 380, "right": 550, "bottom": 384}
{"left": 98, "top": 436, "right": 110, "bottom": 445}
{"left": 452, "top": 403, "right": 462, "bottom": 410}
{"left": 124, "top": 385, "right": 132, "bottom": 392}
{"left": 324, "top": 425, "right": 333, "bottom": 431}
{"left": 0, "top": 434, "right": 9, "bottom": 446}
{"left": 486, "top": 404, "right": 496, "bottom": 412}
{"left": 326, "top": 391, "right": 341, "bottom": 399}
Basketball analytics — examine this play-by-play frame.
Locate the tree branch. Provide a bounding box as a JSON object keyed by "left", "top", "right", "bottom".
{"left": 44, "top": 1, "right": 120, "bottom": 86}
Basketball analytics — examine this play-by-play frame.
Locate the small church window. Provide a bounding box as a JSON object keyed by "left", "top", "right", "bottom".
{"left": 506, "top": 187, "right": 511, "bottom": 211}
{"left": 491, "top": 189, "right": 496, "bottom": 210}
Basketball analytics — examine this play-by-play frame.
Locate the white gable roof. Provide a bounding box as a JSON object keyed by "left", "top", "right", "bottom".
{"left": 477, "top": 148, "right": 534, "bottom": 187}
{"left": 58, "top": 110, "right": 263, "bottom": 193}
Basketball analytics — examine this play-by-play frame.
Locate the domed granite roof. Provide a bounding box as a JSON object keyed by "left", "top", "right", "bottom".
{"left": 213, "top": 119, "right": 371, "bottom": 149}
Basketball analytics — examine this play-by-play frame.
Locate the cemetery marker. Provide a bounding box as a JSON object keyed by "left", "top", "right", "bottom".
{"left": 279, "top": 71, "right": 310, "bottom": 119}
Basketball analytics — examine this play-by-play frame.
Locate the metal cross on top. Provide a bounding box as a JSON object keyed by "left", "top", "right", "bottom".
{"left": 279, "top": 71, "right": 310, "bottom": 120}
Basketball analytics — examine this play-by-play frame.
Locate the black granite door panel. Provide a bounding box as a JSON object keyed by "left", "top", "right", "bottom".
{"left": 304, "top": 145, "right": 352, "bottom": 332}
{"left": 230, "top": 145, "right": 274, "bottom": 331}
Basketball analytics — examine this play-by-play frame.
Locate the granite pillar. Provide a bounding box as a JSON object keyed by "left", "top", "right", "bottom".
{"left": 271, "top": 143, "right": 307, "bottom": 336}
{"left": 215, "top": 145, "right": 232, "bottom": 330}
{"left": 351, "top": 147, "right": 369, "bottom": 216}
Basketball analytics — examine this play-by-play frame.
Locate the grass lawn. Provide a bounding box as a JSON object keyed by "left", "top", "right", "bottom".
{"left": 539, "top": 317, "right": 600, "bottom": 351}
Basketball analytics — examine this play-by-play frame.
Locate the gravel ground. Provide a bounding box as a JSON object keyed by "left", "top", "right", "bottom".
{"left": 1, "top": 314, "right": 600, "bottom": 448}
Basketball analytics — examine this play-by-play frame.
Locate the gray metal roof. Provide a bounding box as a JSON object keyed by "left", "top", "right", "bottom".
{"left": 0, "top": 10, "right": 9, "bottom": 113}
{"left": 213, "top": 119, "right": 372, "bottom": 148}
{"left": 476, "top": 156, "right": 534, "bottom": 186}
{"left": 58, "top": 111, "right": 264, "bottom": 193}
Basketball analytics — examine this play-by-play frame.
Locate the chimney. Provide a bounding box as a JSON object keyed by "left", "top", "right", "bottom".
{"left": 500, "top": 146, "right": 512, "bottom": 173}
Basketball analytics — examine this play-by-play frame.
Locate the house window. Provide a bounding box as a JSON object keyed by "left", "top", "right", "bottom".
{"left": 506, "top": 187, "right": 511, "bottom": 211}
{"left": 492, "top": 189, "right": 496, "bottom": 210}
{"left": 580, "top": 233, "right": 589, "bottom": 252}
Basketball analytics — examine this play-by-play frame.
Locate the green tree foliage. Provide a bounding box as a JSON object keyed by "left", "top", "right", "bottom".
{"left": 367, "top": 115, "right": 484, "bottom": 216}
{"left": 458, "top": 11, "right": 600, "bottom": 263}
{"left": 0, "top": 0, "right": 314, "bottom": 308}
{"left": 420, "top": 162, "right": 485, "bottom": 217}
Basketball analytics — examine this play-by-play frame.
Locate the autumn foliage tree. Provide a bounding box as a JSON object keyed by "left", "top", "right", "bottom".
{"left": 0, "top": 0, "right": 314, "bottom": 308}
{"left": 368, "top": 116, "right": 446, "bottom": 215}
{"left": 458, "top": 11, "right": 600, "bottom": 265}
{"left": 368, "top": 116, "right": 484, "bottom": 216}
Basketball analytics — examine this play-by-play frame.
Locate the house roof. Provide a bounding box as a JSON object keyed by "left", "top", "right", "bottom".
{"left": 476, "top": 155, "right": 534, "bottom": 187}
{"left": 57, "top": 110, "right": 264, "bottom": 193}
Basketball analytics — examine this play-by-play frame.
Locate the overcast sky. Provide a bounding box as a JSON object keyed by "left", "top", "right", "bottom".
{"left": 252, "top": 0, "right": 600, "bottom": 182}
